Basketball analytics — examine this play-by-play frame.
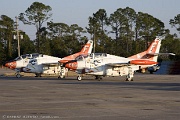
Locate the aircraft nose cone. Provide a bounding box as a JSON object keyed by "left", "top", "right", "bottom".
{"left": 65, "top": 62, "right": 77, "bottom": 70}
{"left": 4, "top": 61, "right": 17, "bottom": 69}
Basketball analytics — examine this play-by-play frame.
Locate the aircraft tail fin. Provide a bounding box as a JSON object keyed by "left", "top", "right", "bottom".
{"left": 128, "top": 38, "right": 162, "bottom": 62}
{"left": 60, "top": 40, "right": 93, "bottom": 63}
{"left": 80, "top": 40, "right": 93, "bottom": 54}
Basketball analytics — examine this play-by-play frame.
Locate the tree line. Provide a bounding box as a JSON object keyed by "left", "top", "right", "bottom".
{"left": 0, "top": 2, "right": 180, "bottom": 65}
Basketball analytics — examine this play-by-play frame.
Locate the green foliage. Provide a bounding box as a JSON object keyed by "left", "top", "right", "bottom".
{"left": 47, "top": 21, "right": 88, "bottom": 57}
{"left": 19, "top": 2, "right": 52, "bottom": 53}
{"left": 0, "top": 15, "right": 14, "bottom": 59}
{"left": 86, "top": 9, "right": 110, "bottom": 53}
{"left": 0, "top": 42, "right": 6, "bottom": 65}
{"left": 170, "top": 14, "right": 180, "bottom": 33}
{"left": 19, "top": 2, "right": 52, "bottom": 26}
{"left": 20, "top": 34, "right": 35, "bottom": 54}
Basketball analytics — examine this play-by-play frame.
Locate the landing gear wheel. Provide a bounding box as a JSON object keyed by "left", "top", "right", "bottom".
{"left": 16, "top": 74, "right": 21, "bottom": 78}
{"left": 150, "top": 71, "right": 153, "bottom": 74}
{"left": 35, "top": 73, "right": 42, "bottom": 77}
{"left": 95, "top": 76, "right": 102, "bottom": 81}
{"left": 126, "top": 78, "right": 133, "bottom": 81}
{"left": 77, "top": 75, "right": 82, "bottom": 81}
{"left": 58, "top": 75, "right": 65, "bottom": 79}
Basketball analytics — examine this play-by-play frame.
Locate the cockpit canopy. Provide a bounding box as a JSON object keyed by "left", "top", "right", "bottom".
{"left": 75, "top": 54, "right": 88, "bottom": 61}
{"left": 89, "top": 53, "right": 107, "bottom": 58}
{"left": 14, "top": 53, "right": 43, "bottom": 61}
{"left": 75, "top": 53, "right": 107, "bottom": 61}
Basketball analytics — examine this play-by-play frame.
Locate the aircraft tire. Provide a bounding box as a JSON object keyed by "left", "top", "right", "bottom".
{"left": 126, "top": 78, "right": 133, "bottom": 81}
{"left": 16, "top": 74, "right": 21, "bottom": 78}
{"left": 95, "top": 76, "right": 102, "bottom": 80}
{"left": 77, "top": 76, "right": 82, "bottom": 81}
{"left": 150, "top": 71, "right": 153, "bottom": 74}
{"left": 58, "top": 75, "right": 65, "bottom": 79}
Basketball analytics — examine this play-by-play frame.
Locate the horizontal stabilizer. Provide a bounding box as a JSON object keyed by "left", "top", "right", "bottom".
{"left": 147, "top": 53, "right": 176, "bottom": 56}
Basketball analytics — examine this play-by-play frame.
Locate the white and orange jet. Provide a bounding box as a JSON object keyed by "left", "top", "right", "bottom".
{"left": 64, "top": 38, "right": 175, "bottom": 81}
{"left": 11, "top": 40, "right": 93, "bottom": 78}
{"left": 4, "top": 53, "right": 61, "bottom": 78}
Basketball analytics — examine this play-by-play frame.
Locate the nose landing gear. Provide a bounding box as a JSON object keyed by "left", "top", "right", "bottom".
{"left": 77, "top": 75, "right": 82, "bottom": 81}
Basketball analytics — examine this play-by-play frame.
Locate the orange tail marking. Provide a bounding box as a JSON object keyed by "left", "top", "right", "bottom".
{"left": 80, "top": 40, "right": 93, "bottom": 54}
{"left": 147, "top": 38, "right": 160, "bottom": 54}
{"left": 59, "top": 40, "right": 93, "bottom": 63}
{"left": 128, "top": 38, "right": 161, "bottom": 61}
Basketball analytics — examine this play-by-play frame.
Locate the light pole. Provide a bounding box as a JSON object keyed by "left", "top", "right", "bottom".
{"left": 14, "top": 16, "right": 23, "bottom": 57}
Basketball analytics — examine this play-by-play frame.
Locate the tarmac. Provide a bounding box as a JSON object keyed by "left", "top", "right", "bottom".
{"left": 0, "top": 68, "right": 180, "bottom": 120}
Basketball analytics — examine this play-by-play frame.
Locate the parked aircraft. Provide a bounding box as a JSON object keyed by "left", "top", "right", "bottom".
{"left": 4, "top": 53, "right": 44, "bottom": 77}
{"left": 22, "top": 54, "right": 61, "bottom": 77}
{"left": 64, "top": 38, "right": 175, "bottom": 81}
{"left": 21, "top": 40, "right": 93, "bottom": 78}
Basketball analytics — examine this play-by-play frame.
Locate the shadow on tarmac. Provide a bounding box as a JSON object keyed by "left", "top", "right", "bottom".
{"left": 1, "top": 75, "right": 180, "bottom": 92}
{"left": 61, "top": 81, "right": 180, "bottom": 91}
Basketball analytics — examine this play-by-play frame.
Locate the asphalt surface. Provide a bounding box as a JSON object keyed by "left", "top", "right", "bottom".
{"left": 0, "top": 69, "right": 180, "bottom": 120}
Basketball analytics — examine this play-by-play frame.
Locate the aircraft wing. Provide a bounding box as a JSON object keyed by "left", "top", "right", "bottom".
{"left": 42, "top": 62, "right": 59, "bottom": 66}
{"left": 106, "top": 63, "right": 129, "bottom": 67}
{"left": 59, "top": 59, "right": 74, "bottom": 64}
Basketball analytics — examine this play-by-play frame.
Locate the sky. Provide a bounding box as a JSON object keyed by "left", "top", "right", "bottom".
{"left": 0, "top": 0, "right": 179, "bottom": 40}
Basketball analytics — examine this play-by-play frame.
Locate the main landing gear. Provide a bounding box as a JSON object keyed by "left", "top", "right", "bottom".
{"left": 126, "top": 77, "right": 133, "bottom": 81}
{"left": 58, "top": 72, "right": 65, "bottom": 79}
{"left": 58, "top": 66, "right": 66, "bottom": 79}
{"left": 95, "top": 75, "right": 102, "bottom": 80}
{"left": 126, "top": 67, "right": 134, "bottom": 81}
{"left": 35, "top": 73, "right": 42, "bottom": 77}
{"left": 58, "top": 75, "right": 65, "bottom": 79}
